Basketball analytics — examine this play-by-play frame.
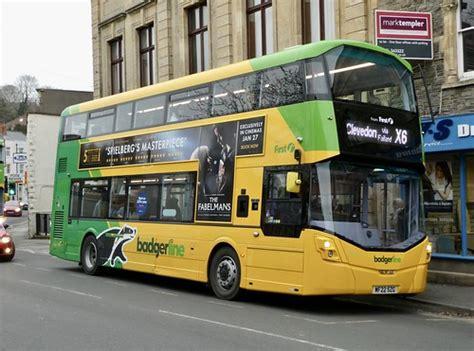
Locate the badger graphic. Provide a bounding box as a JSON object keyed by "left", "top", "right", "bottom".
{"left": 96, "top": 225, "right": 137, "bottom": 267}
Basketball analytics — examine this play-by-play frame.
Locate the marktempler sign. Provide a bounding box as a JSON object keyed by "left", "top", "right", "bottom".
{"left": 375, "top": 10, "right": 433, "bottom": 60}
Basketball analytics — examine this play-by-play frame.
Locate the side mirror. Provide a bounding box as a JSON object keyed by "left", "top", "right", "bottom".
{"left": 286, "top": 172, "right": 301, "bottom": 193}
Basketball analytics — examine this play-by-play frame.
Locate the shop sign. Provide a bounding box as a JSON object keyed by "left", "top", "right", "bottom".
{"left": 13, "top": 153, "right": 27, "bottom": 163}
{"left": 375, "top": 10, "right": 433, "bottom": 60}
{"left": 8, "top": 173, "right": 22, "bottom": 182}
{"left": 422, "top": 114, "right": 474, "bottom": 152}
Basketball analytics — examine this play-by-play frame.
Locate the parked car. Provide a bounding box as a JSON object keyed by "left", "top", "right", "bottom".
{"left": 0, "top": 222, "right": 14, "bottom": 262}
{"left": 3, "top": 201, "right": 22, "bottom": 217}
{"left": 20, "top": 202, "right": 28, "bottom": 210}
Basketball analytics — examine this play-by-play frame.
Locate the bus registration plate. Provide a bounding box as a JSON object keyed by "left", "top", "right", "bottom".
{"left": 372, "top": 286, "right": 398, "bottom": 294}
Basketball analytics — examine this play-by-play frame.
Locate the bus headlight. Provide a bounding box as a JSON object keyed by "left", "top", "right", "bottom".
{"left": 426, "top": 243, "right": 432, "bottom": 254}
{"left": 315, "top": 237, "right": 341, "bottom": 262}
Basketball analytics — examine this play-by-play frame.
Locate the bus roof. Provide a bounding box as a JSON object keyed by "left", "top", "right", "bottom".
{"left": 62, "top": 40, "right": 411, "bottom": 117}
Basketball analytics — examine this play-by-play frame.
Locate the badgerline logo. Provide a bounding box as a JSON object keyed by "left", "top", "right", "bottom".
{"left": 136, "top": 237, "right": 185, "bottom": 257}
{"left": 373, "top": 256, "right": 401, "bottom": 264}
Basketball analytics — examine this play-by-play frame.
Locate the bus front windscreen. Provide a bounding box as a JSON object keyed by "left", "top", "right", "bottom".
{"left": 310, "top": 161, "right": 425, "bottom": 250}
{"left": 325, "top": 46, "right": 417, "bottom": 113}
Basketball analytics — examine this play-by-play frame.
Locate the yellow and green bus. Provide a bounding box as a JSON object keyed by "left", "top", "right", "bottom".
{"left": 50, "top": 40, "right": 431, "bottom": 299}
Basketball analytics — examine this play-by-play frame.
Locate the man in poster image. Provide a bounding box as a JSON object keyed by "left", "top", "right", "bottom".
{"left": 191, "top": 124, "right": 235, "bottom": 196}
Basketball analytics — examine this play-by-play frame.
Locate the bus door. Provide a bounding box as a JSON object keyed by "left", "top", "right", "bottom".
{"left": 245, "top": 167, "right": 306, "bottom": 293}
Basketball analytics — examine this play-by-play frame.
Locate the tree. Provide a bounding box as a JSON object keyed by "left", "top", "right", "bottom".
{"left": 0, "top": 84, "right": 21, "bottom": 104}
{"left": 15, "top": 74, "right": 39, "bottom": 115}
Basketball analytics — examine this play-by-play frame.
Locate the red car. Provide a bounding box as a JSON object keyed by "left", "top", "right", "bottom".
{"left": 0, "top": 223, "right": 14, "bottom": 261}
{"left": 3, "top": 200, "right": 22, "bottom": 217}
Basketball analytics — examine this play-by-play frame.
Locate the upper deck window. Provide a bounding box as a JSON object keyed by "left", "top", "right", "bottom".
{"left": 134, "top": 95, "right": 166, "bottom": 129}
{"left": 212, "top": 74, "right": 259, "bottom": 116}
{"left": 325, "top": 46, "right": 416, "bottom": 113}
{"left": 259, "top": 63, "right": 304, "bottom": 108}
{"left": 63, "top": 113, "right": 87, "bottom": 141}
{"left": 168, "top": 86, "right": 210, "bottom": 123}
{"left": 115, "top": 102, "right": 134, "bottom": 132}
{"left": 87, "top": 108, "right": 115, "bottom": 137}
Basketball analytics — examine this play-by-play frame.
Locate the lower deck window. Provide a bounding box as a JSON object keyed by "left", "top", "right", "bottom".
{"left": 69, "top": 172, "right": 196, "bottom": 223}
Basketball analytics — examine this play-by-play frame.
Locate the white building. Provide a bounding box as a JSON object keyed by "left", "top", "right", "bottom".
{"left": 4, "top": 131, "right": 28, "bottom": 203}
{"left": 27, "top": 89, "right": 92, "bottom": 237}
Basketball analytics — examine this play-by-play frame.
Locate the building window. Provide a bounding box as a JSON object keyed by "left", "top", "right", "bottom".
{"left": 110, "top": 37, "right": 124, "bottom": 94}
{"left": 459, "top": 0, "right": 474, "bottom": 77}
{"left": 247, "top": 0, "right": 273, "bottom": 58}
{"left": 188, "top": 2, "right": 209, "bottom": 73}
{"left": 302, "top": 0, "right": 324, "bottom": 43}
{"left": 138, "top": 24, "right": 155, "bottom": 87}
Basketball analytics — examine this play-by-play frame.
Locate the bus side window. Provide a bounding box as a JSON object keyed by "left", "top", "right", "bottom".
{"left": 211, "top": 74, "right": 259, "bottom": 116}
{"left": 134, "top": 95, "right": 166, "bottom": 129}
{"left": 259, "top": 63, "right": 305, "bottom": 109}
{"left": 159, "top": 173, "right": 196, "bottom": 222}
{"left": 305, "top": 57, "right": 331, "bottom": 100}
{"left": 115, "top": 102, "right": 134, "bottom": 132}
{"left": 81, "top": 180, "right": 109, "bottom": 218}
{"left": 63, "top": 113, "right": 87, "bottom": 141}
{"left": 69, "top": 181, "right": 81, "bottom": 218}
{"left": 168, "top": 87, "right": 210, "bottom": 123}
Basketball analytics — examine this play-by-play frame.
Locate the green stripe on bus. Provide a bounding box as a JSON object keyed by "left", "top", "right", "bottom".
{"left": 278, "top": 101, "right": 339, "bottom": 152}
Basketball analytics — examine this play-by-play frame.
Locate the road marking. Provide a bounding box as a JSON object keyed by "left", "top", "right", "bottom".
{"left": 424, "top": 317, "right": 474, "bottom": 324}
{"left": 16, "top": 247, "right": 50, "bottom": 256}
{"left": 17, "top": 249, "right": 36, "bottom": 254}
{"left": 152, "top": 289, "right": 179, "bottom": 297}
{"left": 20, "top": 280, "right": 102, "bottom": 300}
{"left": 159, "top": 309, "right": 347, "bottom": 351}
{"left": 12, "top": 262, "right": 26, "bottom": 267}
{"left": 34, "top": 267, "right": 54, "bottom": 272}
{"left": 104, "top": 280, "right": 128, "bottom": 287}
{"left": 206, "top": 300, "right": 244, "bottom": 309}
{"left": 284, "top": 314, "right": 377, "bottom": 325}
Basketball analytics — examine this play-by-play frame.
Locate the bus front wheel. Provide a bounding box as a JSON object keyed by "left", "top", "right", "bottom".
{"left": 81, "top": 235, "right": 101, "bottom": 275}
{"left": 209, "top": 247, "right": 241, "bottom": 300}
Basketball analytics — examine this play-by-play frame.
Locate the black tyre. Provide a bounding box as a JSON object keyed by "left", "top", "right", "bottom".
{"left": 209, "top": 247, "right": 241, "bottom": 300}
{"left": 81, "top": 236, "right": 101, "bottom": 275}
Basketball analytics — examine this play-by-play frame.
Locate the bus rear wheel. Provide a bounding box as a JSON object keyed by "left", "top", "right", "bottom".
{"left": 209, "top": 247, "right": 241, "bottom": 300}
{"left": 81, "top": 236, "right": 101, "bottom": 275}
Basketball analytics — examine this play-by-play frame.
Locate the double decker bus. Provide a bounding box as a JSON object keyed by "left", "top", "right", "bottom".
{"left": 50, "top": 40, "right": 431, "bottom": 299}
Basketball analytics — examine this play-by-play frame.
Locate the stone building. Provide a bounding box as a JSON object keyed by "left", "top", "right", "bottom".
{"left": 91, "top": 0, "right": 474, "bottom": 261}
{"left": 26, "top": 89, "right": 93, "bottom": 237}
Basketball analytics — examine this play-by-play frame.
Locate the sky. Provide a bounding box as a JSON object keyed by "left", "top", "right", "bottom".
{"left": 0, "top": 0, "right": 93, "bottom": 91}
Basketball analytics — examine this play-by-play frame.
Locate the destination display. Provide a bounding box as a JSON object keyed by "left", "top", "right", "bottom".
{"left": 334, "top": 101, "right": 421, "bottom": 164}
{"left": 79, "top": 117, "right": 265, "bottom": 222}
{"left": 346, "top": 120, "right": 410, "bottom": 146}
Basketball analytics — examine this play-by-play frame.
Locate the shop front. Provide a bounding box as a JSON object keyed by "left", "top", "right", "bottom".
{"left": 422, "top": 114, "right": 474, "bottom": 260}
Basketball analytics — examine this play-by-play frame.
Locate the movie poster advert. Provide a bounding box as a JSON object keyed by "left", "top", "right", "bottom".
{"left": 194, "top": 122, "right": 236, "bottom": 222}
{"left": 423, "top": 161, "right": 453, "bottom": 213}
{"left": 79, "top": 117, "right": 265, "bottom": 222}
